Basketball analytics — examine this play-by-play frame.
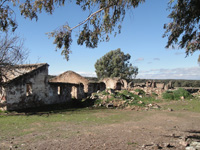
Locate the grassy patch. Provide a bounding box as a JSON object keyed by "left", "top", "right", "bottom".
{"left": 0, "top": 108, "right": 135, "bottom": 140}
{"left": 162, "top": 98, "right": 200, "bottom": 112}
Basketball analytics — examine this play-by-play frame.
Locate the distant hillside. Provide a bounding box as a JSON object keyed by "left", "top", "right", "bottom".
{"left": 85, "top": 77, "right": 99, "bottom": 82}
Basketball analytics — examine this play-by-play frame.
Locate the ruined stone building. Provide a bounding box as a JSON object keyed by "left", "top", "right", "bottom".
{"left": 102, "top": 78, "right": 128, "bottom": 90}
{"left": 0, "top": 63, "right": 173, "bottom": 111}
{"left": 0, "top": 63, "right": 50, "bottom": 110}
{"left": 49, "top": 71, "right": 106, "bottom": 96}
{"left": 0, "top": 65, "right": 105, "bottom": 111}
{"left": 0, "top": 64, "right": 86, "bottom": 110}
{"left": 132, "top": 80, "right": 173, "bottom": 95}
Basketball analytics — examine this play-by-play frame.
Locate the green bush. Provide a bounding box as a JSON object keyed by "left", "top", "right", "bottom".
{"left": 173, "top": 88, "right": 191, "bottom": 100}
{"left": 162, "top": 91, "right": 174, "bottom": 100}
{"left": 101, "top": 90, "right": 109, "bottom": 95}
{"left": 162, "top": 88, "right": 192, "bottom": 100}
{"left": 94, "top": 99, "right": 103, "bottom": 105}
{"left": 117, "top": 90, "right": 137, "bottom": 100}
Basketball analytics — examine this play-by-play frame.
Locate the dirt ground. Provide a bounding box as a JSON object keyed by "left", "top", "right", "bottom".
{"left": 1, "top": 109, "right": 200, "bottom": 150}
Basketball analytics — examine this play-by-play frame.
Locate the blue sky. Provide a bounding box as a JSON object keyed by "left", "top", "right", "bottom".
{"left": 13, "top": 0, "right": 200, "bottom": 79}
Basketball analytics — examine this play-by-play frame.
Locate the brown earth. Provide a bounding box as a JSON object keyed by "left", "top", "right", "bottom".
{"left": 1, "top": 109, "right": 200, "bottom": 150}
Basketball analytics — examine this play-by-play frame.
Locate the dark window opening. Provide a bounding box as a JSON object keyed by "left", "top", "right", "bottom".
{"left": 116, "top": 82, "right": 122, "bottom": 90}
{"left": 26, "top": 83, "right": 32, "bottom": 96}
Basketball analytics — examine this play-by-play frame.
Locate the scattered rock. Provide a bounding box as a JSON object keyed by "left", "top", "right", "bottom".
{"left": 142, "top": 143, "right": 154, "bottom": 148}
{"left": 138, "top": 101, "right": 143, "bottom": 104}
{"left": 152, "top": 104, "right": 161, "bottom": 109}
{"left": 185, "top": 147, "right": 196, "bottom": 150}
{"left": 142, "top": 143, "right": 162, "bottom": 149}
{"left": 106, "top": 103, "right": 113, "bottom": 108}
{"left": 148, "top": 103, "right": 153, "bottom": 107}
{"left": 179, "top": 139, "right": 189, "bottom": 147}
{"left": 180, "top": 96, "right": 185, "bottom": 100}
{"left": 168, "top": 108, "right": 174, "bottom": 111}
{"left": 164, "top": 143, "right": 174, "bottom": 148}
{"left": 106, "top": 89, "right": 115, "bottom": 94}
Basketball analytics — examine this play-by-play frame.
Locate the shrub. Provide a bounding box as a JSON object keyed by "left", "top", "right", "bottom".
{"left": 162, "top": 88, "right": 192, "bottom": 100}
{"left": 173, "top": 88, "right": 191, "bottom": 100}
{"left": 101, "top": 90, "right": 109, "bottom": 95}
{"left": 94, "top": 99, "right": 103, "bottom": 105}
{"left": 162, "top": 91, "right": 174, "bottom": 100}
{"left": 117, "top": 90, "right": 136, "bottom": 100}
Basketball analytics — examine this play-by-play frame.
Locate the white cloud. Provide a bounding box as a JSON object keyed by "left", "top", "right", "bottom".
{"left": 77, "top": 72, "right": 97, "bottom": 77}
{"left": 137, "top": 67, "right": 200, "bottom": 80}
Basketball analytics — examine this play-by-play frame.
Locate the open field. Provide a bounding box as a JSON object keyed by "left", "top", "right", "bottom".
{"left": 0, "top": 99, "right": 200, "bottom": 150}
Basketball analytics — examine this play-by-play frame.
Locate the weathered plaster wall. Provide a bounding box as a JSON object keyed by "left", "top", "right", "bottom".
{"left": 0, "top": 87, "right": 7, "bottom": 110}
{"left": 156, "top": 83, "right": 165, "bottom": 89}
{"left": 88, "top": 82, "right": 106, "bottom": 95}
{"left": 48, "top": 83, "right": 85, "bottom": 104}
{"left": 102, "top": 78, "right": 127, "bottom": 90}
{"left": 5, "top": 65, "right": 49, "bottom": 110}
{"left": 49, "top": 71, "right": 89, "bottom": 93}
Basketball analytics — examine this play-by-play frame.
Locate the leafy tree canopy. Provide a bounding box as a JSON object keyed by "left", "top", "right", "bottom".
{"left": 1, "top": 0, "right": 199, "bottom": 61}
{"left": 163, "top": 0, "right": 200, "bottom": 61}
{"left": 94, "top": 48, "right": 138, "bottom": 80}
{"left": 0, "top": 0, "right": 145, "bottom": 60}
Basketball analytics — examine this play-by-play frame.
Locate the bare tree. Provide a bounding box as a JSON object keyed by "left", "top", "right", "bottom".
{"left": 0, "top": 33, "right": 28, "bottom": 85}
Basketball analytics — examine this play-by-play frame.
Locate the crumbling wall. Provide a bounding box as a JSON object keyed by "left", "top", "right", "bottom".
{"left": 102, "top": 78, "right": 127, "bottom": 90}
{"left": 88, "top": 82, "right": 106, "bottom": 95}
{"left": 156, "top": 83, "right": 165, "bottom": 89}
{"left": 49, "top": 71, "right": 89, "bottom": 93}
{"left": 0, "top": 87, "right": 7, "bottom": 110}
{"left": 5, "top": 65, "right": 49, "bottom": 110}
{"left": 130, "top": 81, "right": 173, "bottom": 96}
{"left": 121, "top": 79, "right": 128, "bottom": 89}
{"left": 48, "top": 83, "right": 85, "bottom": 104}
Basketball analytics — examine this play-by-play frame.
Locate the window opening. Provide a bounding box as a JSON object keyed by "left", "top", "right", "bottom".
{"left": 58, "top": 86, "right": 61, "bottom": 95}
{"left": 26, "top": 83, "right": 32, "bottom": 96}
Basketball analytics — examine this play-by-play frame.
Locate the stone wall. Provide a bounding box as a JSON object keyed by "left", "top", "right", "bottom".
{"left": 48, "top": 83, "right": 85, "bottom": 104}
{"left": 102, "top": 78, "right": 128, "bottom": 90}
{"left": 49, "top": 71, "right": 89, "bottom": 93}
{"left": 4, "top": 65, "right": 49, "bottom": 110}
{"left": 88, "top": 82, "right": 106, "bottom": 95}
{"left": 0, "top": 87, "right": 6, "bottom": 110}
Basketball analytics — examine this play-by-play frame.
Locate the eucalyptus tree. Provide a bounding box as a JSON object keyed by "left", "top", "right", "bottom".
{"left": 1, "top": 0, "right": 199, "bottom": 61}
{"left": 0, "top": 0, "right": 145, "bottom": 60}
{"left": 163, "top": 0, "right": 200, "bottom": 61}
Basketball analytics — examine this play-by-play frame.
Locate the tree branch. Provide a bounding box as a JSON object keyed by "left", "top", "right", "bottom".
{"left": 0, "top": 0, "right": 8, "bottom": 7}
{"left": 65, "top": 5, "right": 113, "bottom": 31}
